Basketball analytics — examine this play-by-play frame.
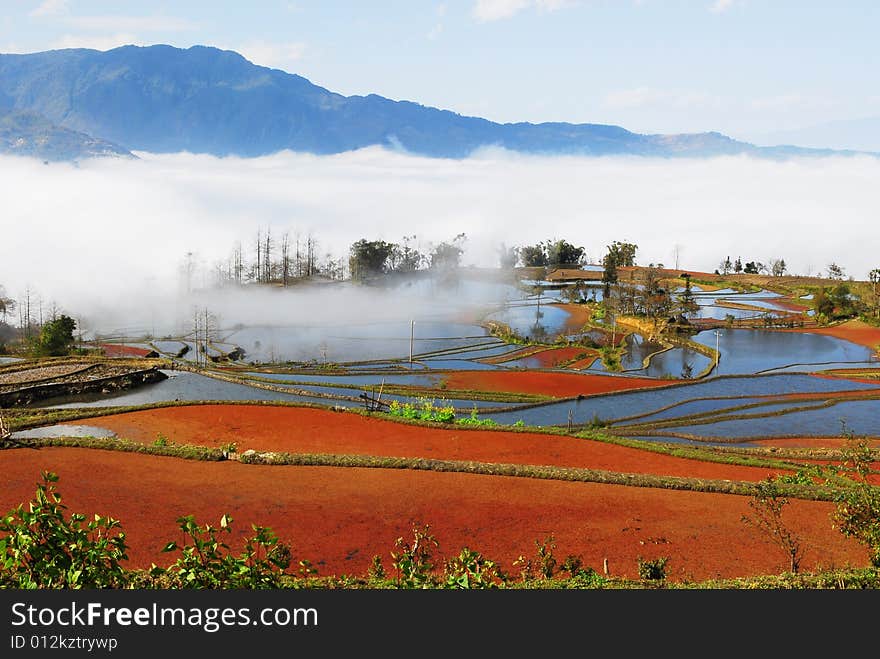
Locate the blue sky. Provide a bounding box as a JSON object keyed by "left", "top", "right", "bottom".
{"left": 3, "top": 1, "right": 878, "bottom": 141}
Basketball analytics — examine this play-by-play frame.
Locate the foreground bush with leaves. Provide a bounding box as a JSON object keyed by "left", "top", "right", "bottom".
{"left": 0, "top": 471, "right": 128, "bottom": 589}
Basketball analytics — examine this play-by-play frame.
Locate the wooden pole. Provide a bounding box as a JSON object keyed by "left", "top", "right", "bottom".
{"left": 409, "top": 320, "right": 414, "bottom": 365}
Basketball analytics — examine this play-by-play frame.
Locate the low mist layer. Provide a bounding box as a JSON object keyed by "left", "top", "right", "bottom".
{"left": 2, "top": 147, "right": 877, "bottom": 334}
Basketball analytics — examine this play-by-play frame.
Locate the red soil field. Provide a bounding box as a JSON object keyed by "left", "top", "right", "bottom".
{"left": 751, "top": 436, "right": 880, "bottom": 450}
{"left": 502, "top": 345, "right": 590, "bottom": 367}
{"left": 783, "top": 320, "right": 880, "bottom": 353}
{"left": 63, "top": 405, "right": 790, "bottom": 482}
{"left": 441, "top": 370, "right": 669, "bottom": 397}
{"left": 0, "top": 448, "right": 866, "bottom": 582}
{"left": 558, "top": 303, "right": 593, "bottom": 333}
{"left": 567, "top": 355, "right": 599, "bottom": 370}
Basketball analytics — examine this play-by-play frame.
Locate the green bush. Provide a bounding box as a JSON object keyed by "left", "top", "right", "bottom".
{"left": 0, "top": 471, "right": 129, "bottom": 588}
{"left": 388, "top": 398, "right": 456, "bottom": 423}
{"left": 443, "top": 547, "right": 506, "bottom": 589}
{"left": 152, "top": 514, "right": 293, "bottom": 589}
{"left": 637, "top": 556, "right": 668, "bottom": 581}
{"left": 390, "top": 524, "right": 439, "bottom": 589}
{"left": 832, "top": 429, "right": 880, "bottom": 567}
{"left": 456, "top": 407, "right": 498, "bottom": 427}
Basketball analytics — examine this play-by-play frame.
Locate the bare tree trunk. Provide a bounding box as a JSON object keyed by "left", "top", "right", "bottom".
{"left": 281, "top": 232, "right": 290, "bottom": 286}
{"left": 255, "top": 228, "right": 262, "bottom": 284}
{"left": 264, "top": 227, "right": 273, "bottom": 283}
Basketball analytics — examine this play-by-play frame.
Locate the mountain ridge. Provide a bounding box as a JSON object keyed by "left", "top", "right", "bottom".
{"left": 0, "top": 44, "right": 873, "bottom": 160}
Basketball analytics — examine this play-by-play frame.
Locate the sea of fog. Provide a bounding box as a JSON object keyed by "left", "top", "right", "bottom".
{"left": 2, "top": 147, "right": 877, "bottom": 334}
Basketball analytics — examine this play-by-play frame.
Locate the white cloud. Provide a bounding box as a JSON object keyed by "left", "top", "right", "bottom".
{"left": 29, "top": 0, "right": 68, "bottom": 18}
{"left": 472, "top": 0, "right": 574, "bottom": 22}
{"left": 235, "top": 41, "right": 307, "bottom": 72}
{"left": 2, "top": 148, "right": 878, "bottom": 335}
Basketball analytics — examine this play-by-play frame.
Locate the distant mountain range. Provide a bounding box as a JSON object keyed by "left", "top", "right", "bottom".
{"left": 0, "top": 110, "right": 132, "bottom": 160}
{"left": 0, "top": 44, "right": 872, "bottom": 160}
{"left": 753, "top": 116, "right": 880, "bottom": 153}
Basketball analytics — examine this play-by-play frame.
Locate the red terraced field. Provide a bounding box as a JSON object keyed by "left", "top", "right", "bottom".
{"left": 0, "top": 447, "right": 867, "bottom": 582}
{"left": 63, "top": 404, "right": 793, "bottom": 482}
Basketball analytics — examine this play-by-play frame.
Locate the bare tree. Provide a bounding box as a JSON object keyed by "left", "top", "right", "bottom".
{"left": 232, "top": 241, "right": 244, "bottom": 285}
{"left": 741, "top": 478, "right": 806, "bottom": 574}
{"left": 306, "top": 233, "right": 316, "bottom": 277}
{"left": 263, "top": 227, "right": 273, "bottom": 283}
{"left": 0, "top": 285, "right": 15, "bottom": 325}
{"left": 281, "top": 232, "right": 291, "bottom": 286}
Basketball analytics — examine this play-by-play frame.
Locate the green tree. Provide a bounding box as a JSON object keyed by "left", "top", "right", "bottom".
{"left": 429, "top": 233, "right": 467, "bottom": 271}
{"left": 602, "top": 241, "right": 636, "bottom": 300}
{"left": 814, "top": 287, "right": 835, "bottom": 320}
{"left": 348, "top": 239, "right": 397, "bottom": 281}
{"left": 497, "top": 243, "right": 519, "bottom": 269}
{"left": 676, "top": 273, "right": 699, "bottom": 317}
{"left": 544, "top": 238, "right": 585, "bottom": 267}
{"left": 389, "top": 235, "right": 424, "bottom": 273}
{"left": 832, "top": 427, "right": 880, "bottom": 567}
{"left": 519, "top": 244, "right": 547, "bottom": 267}
{"left": 868, "top": 268, "right": 879, "bottom": 317}
{"left": 827, "top": 262, "right": 845, "bottom": 280}
{"left": 32, "top": 314, "right": 76, "bottom": 356}
{"left": 607, "top": 240, "right": 638, "bottom": 267}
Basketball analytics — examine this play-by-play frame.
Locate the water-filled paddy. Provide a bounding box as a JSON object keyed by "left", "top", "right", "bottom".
{"left": 659, "top": 399, "right": 880, "bottom": 439}
{"left": 694, "top": 329, "right": 874, "bottom": 375}
{"left": 487, "top": 374, "right": 880, "bottom": 427}
{"left": 616, "top": 395, "right": 775, "bottom": 424}
{"left": 224, "top": 320, "right": 493, "bottom": 363}
{"left": 243, "top": 371, "right": 444, "bottom": 388}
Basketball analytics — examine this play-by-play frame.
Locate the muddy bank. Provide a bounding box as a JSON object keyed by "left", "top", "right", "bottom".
{"left": 0, "top": 367, "right": 167, "bottom": 407}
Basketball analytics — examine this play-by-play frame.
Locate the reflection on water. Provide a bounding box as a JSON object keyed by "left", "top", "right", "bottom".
{"left": 11, "top": 424, "right": 117, "bottom": 439}
{"left": 669, "top": 399, "right": 880, "bottom": 438}
{"left": 694, "top": 329, "right": 875, "bottom": 375}
{"left": 489, "top": 374, "right": 880, "bottom": 427}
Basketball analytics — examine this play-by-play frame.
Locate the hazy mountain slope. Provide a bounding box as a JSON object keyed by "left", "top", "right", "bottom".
{"left": 0, "top": 110, "right": 134, "bottom": 160}
{"left": 0, "top": 44, "right": 867, "bottom": 159}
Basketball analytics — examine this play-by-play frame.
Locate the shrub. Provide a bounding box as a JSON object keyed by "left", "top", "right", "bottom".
{"left": 831, "top": 427, "right": 880, "bottom": 567}
{"left": 388, "top": 398, "right": 456, "bottom": 424}
{"left": 443, "top": 547, "right": 506, "bottom": 589}
{"left": 390, "top": 524, "right": 440, "bottom": 588}
{"left": 456, "top": 407, "right": 498, "bottom": 427}
{"left": 741, "top": 478, "right": 805, "bottom": 574}
{"left": 637, "top": 556, "right": 668, "bottom": 581}
{"left": 535, "top": 535, "right": 558, "bottom": 579}
{"left": 153, "top": 514, "right": 293, "bottom": 589}
{"left": 0, "top": 471, "right": 129, "bottom": 588}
